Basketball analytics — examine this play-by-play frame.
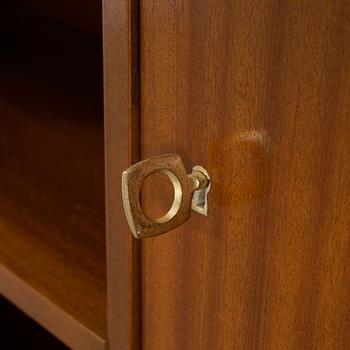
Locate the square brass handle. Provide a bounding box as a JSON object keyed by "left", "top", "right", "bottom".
{"left": 122, "top": 154, "right": 211, "bottom": 238}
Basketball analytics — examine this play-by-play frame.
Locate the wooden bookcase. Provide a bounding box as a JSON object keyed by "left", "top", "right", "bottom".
{"left": 2, "top": 1, "right": 349, "bottom": 350}
{"left": 0, "top": 1, "right": 139, "bottom": 349}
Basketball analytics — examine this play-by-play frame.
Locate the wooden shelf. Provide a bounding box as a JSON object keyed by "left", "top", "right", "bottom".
{"left": 0, "top": 10, "right": 106, "bottom": 350}
{"left": 1, "top": 297, "right": 68, "bottom": 349}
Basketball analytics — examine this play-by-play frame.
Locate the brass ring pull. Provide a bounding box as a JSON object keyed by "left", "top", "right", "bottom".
{"left": 122, "top": 154, "right": 211, "bottom": 238}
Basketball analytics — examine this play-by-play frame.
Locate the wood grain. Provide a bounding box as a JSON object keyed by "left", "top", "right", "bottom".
{"left": 140, "top": 1, "right": 350, "bottom": 349}
{"left": 0, "top": 110, "right": 106, "bottom": 345}
{"left": 0, "top": 14, "right": 106, "bottom": 349}
{"left": 103, "top": 0, "right": 141, "bottom": 348}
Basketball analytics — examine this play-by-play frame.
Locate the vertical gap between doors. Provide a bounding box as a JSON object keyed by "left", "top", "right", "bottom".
{"left": 130, "top": 0, "right": 142, "bottom": 349}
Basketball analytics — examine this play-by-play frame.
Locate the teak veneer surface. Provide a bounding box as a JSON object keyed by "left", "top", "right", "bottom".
{"left": 141, "top": 1, "right": 350, "bottom": 349}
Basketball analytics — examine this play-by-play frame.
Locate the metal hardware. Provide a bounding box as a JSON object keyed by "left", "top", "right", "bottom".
{"left": 122, "top": 154, "right": 211, "bottom": 238}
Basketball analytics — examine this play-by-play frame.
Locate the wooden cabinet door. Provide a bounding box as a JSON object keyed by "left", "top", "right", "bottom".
{"left": 140, "top": 1, "right": 350, "bottom": 349}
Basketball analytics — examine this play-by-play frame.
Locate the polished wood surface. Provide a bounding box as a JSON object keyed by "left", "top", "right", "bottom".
{"left": 141, "top": 1, "right": 350, "bottom": 349}
{"left": 103, "top": 0, "right": 141, "bottom": 348}
{"left": 0, "top": 109, "right": 106, "bottom": 345}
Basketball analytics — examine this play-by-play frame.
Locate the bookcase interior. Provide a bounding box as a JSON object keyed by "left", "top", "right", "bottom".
{"left": 0, "top": 1, "right": 106, "bottom": 345}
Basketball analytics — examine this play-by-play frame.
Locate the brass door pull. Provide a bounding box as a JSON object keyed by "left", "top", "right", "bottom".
{"left": 122, "top": 154, "right": 211, "bottom": 238}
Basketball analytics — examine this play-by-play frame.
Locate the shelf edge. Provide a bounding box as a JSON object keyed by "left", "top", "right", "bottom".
{"left": 0, "top": 264, "right": 106, "bottom": 350}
